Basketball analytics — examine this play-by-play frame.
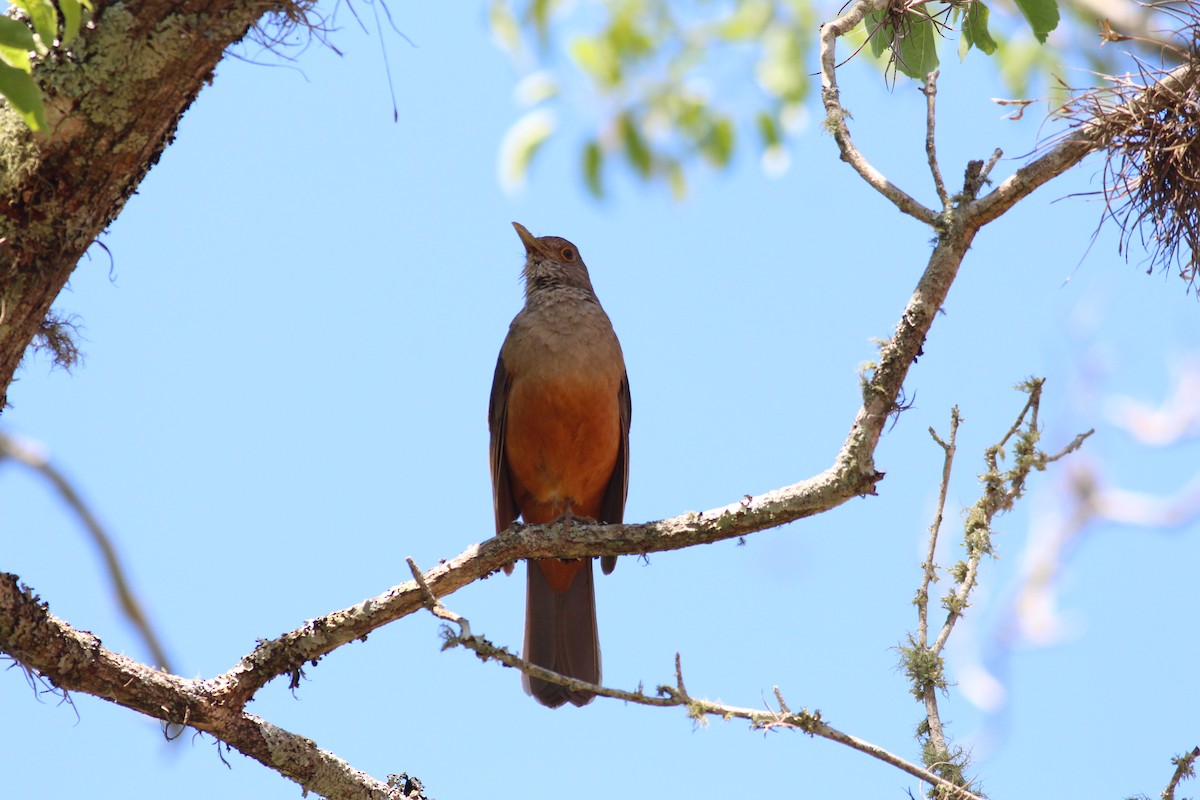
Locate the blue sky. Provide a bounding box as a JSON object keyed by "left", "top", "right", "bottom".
{"left": 3, "top": 3, "right": 1198, "bottom": 799}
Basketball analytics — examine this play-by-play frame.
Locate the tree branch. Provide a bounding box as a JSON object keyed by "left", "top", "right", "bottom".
{"left": 818, "top": 0, "right": 940, "bottom": 226}
{"left": 0, "top": 431, "right": 173, "bottom": 672}
{"left": 916, "top": 407, "right": 960, "bottom": 783}
{"left": 902, "top": 384, "right": 1093, "bottom": 795}
{"left": 0, "top": 573, "right": 418, "bottom": 800}
{"left": 2, "top": 22, "right": 989, "bottom": 734}
{"left": 0, "top": 114, "right": 995, "bottom": 791}
{"left": 0, "top": 0, "right": 303, "bottom": 409}
{"left": 1, "top": 2, "right": 1167, "bottom": 798}
{"left": 969, "top": 63, "right": 1198, "bottom": 228}
{"left": 1161, "top": 746, "right": 1199, "bottom": 800}
{"left": 416, "top": 583, "right": 984, "bottom": 800}
{"left": 921, "top": 70, "right": 950, "bottom": 210}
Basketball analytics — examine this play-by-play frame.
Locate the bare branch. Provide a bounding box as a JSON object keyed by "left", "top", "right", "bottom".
{"left": 976, "top": 148, "right": 1004, "bottom": 188}
{"left": 1105, "top": 357, "right": 1200, "bottom": 445}
{"left": 921, "top": 70, "right": 950, "bottom": 209}
{"left": 970, "top": 63, "right": 1199, "bottom": 228}
{"left": 0, "top": 432, "right": 174, "bottom": 673}
{"left": 818, "top": 0, "right": 939, "bottom": 226}
{"left": 420, "top": 592, "right": 983, "bottom": 800}
{"left": 919, "top": 407, "right": 960, "bottom": 650}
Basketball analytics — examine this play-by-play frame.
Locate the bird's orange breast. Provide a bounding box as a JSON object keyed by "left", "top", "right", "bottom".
{"left": 503, "top": 372, "right": 621, "bottom": 525}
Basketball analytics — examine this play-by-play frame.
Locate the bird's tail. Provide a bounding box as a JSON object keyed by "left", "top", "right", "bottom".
{"left": 523, "top": 558, "right": 600, "bottom": 708}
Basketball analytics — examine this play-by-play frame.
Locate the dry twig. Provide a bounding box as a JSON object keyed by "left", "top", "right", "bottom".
{"left": 411, "top": 580, "right": 984, "bottom": 800}
{"left": 0, "top": 432, "right": 174, "bottom": 673}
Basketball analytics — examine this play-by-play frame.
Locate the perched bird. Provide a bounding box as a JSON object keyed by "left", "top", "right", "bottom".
{"left": 488, "top": 222, "right": 631, "bottom": 708}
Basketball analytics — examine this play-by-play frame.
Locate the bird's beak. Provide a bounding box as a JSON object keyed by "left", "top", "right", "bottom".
{"left": 512, "top": 222, "right": 543, "bottom": 256}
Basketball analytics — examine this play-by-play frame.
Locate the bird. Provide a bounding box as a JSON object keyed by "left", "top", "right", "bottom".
{"left": 488, "top": 221, "right": 631, "bottom": 708}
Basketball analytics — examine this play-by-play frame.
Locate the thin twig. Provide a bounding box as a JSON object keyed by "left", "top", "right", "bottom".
{"left": 931, "top": 384, "right": 1093, "bottom": 656}
{"left": 416, "top": 593, "right": 678, "bottom": 708}
{"left": 970, "top": 63, "right": 1197, "bottom": 227}
{"left": 0, "top": 432, "right": 174, "bottom": 673}
{"left": 976, "top": 148, "right": 1004, "bottom": 187}
{"left": 915, "top": 408, "right": 964, "bottom": 793}
{"left": 905, "top": 388, "right": 1091, "bottom": 797}
{"left": 919, "top": 407, "right": 960, "bottom": 649}
{"left": 418, "top": 592, "right": 982, "bottom": 800}
{"left": 921, "top": 70, "right": 950, "bottom": 209}
{"left": 818, "top": 0, "right": 939, "bottom": 226}
{"left": 406, "top": 557, "right": 472, "bottom": 636}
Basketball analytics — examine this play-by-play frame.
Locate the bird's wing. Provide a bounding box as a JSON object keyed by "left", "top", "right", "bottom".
{"left": 488, "top": 353, "right": 519, "bottom": 536}
{"left": 599, "top": 370, "right": 631, "bottom": 574}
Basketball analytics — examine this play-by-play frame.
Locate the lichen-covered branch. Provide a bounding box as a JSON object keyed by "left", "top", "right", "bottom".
{"left": 1161, "top": 746, "right": 1200, "bottom": 800}
{"left": 914, "top": 407, "right": 960, "bottom": 791}
{"left": 930, "top": 381, "right": 1092, "bottom": 655}
{"left": 0, "top": 0, "right": 306, "bottom": 409}
{"left": 900, "top": 383, "right": 1093, "bottom": 796}
{"left": 0, "top": 573, "right": 417, "bottom": 800}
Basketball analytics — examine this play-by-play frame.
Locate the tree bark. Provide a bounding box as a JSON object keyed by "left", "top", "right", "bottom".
{"left": 0, "top": 0, "right": 288, "bottom": 409}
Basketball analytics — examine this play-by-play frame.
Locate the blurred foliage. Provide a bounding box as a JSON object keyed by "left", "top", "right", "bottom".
{"left": 490, "top": 0, "right": 1183, "bottom": 198}
{"left": 0, "top": 0, "right": 92, "bottom": 132}
{"left": 492, "top": 0, "right": 813, "bottom": 199}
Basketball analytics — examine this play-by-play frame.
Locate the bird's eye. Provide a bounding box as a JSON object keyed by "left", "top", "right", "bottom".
{"left": 561, "top": 247, "right": 576, "bottom": 262}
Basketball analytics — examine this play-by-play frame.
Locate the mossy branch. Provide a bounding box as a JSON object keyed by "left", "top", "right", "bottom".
{"left": 899, "top": 383, "right": 1093, "bottom": 797}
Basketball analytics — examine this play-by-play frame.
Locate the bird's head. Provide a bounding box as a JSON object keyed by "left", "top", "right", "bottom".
{"left": 513, "top": 222, "right": 597, "bottom": 299}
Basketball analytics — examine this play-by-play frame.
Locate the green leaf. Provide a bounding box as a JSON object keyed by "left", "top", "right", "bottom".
{"left": 866, "top": 9, "right": 940, "bottom": 79}
{"left": 59, "top": 0, "right": 82, "bottom": 45}
{"left": 527, "top": 0, "right": 557, "bottom": 43}
{"left": 13, "top": 0, "right": 57, "bottom": 48}
{"left": 489, "top": 0, "right": 522, "bottom": 57}
{"left": 667, "top": 159, "right": 687, "bottom": 200}
{"left": 583, "top": 140, "right": 603, "bottom": 198}
{"left": 569, "top": 37, "right": 620, "bottom": 87}
{"left": 717, "top": 0, "right": 774, "bottom": 41}
{"left": 1013, "top": 0, "right": 1059, "bottom": 44}
{"left": 498, "top": 109, "right": 554, "bottom": 192}
{"left": 755, "top": 25, "right": 807, "bottom": 102}
{"left": 756, "top": 111, "right": 780, "bottom": 149}
{"left": 962, "top": 2, "right": 998, "bottom": 57}
{"left": 607, "top": 9, "right": 653, "bottom": 60}
{"left": 0, "top": 44, "right": 30, "bottom": 71}
{"left": 701, "top": 116, "right": 734, "bottom": 167}
{"left": 893, "top": 14, "right": 940, "bottom": 79}
{"left": 0, "top": 59, "right": 45, "bottom": 131}
{"left": 619, "top": 112, "right": 652, "bottom": 179}
{"left": 0, "top": 16, "right": 37, "bottom": 54}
